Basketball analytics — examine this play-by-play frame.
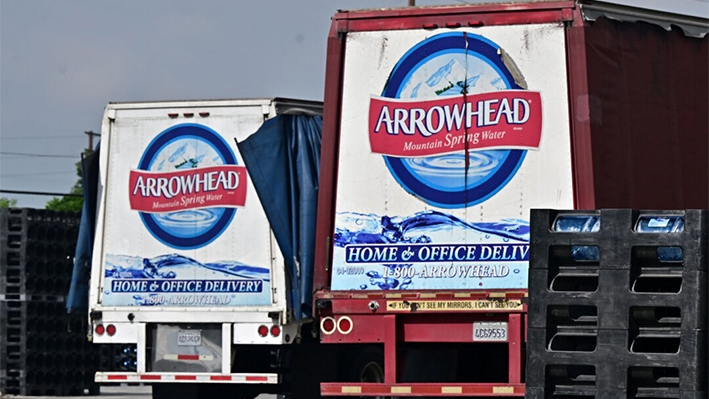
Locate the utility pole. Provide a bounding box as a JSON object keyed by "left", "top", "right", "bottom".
{"left": 408, "top": 0, "right": 415, "bottom": 6}
{"left": 85, "top": 130, "right": 99, "bottom": 152}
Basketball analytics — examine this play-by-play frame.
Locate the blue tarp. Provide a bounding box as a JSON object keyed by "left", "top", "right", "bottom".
{"left": 237, "top": 115, "right": 322, "bottom": 321}
{"left": 67, "top": 146, "right": 100, "bottom": 314}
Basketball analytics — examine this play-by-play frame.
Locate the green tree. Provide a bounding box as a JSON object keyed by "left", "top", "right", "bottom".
{"left": 0, "top": 198, "right": 18, "bottom": 208}
{"left": 45, "top": 149, "right": 91, "bottom": 212}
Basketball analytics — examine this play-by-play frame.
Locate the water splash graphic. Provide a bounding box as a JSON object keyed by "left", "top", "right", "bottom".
{"left": 335, "top": 210, "right": 528, "bottom": 248}
{"left": 105, "top": 253, "right": 270, "bottom": 282}
{"left": 332, "top": 211, "right": 529, "bottom": 291}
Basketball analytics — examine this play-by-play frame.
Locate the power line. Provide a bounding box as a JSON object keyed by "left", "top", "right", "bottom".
{"left": 1, "top": 151, "right": 80, "bottom": 159}
{"left": 2, "top": 134, "right": 85, "bottom": 139}
{"left": 2, "top": 136, "right": 85, "bottom": 141}
{"left": 1, "top": 171, "right": 78, "bottom": 177}
{"left": 0, "top": 189, "right": 82, "bottom": 198}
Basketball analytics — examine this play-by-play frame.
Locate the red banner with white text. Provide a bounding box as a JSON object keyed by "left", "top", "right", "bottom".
{"left": 369, "top": 91, "right": 543, "bottom": 158}
{"left": 129, "top": 165, "right": 247, "bottom": 213}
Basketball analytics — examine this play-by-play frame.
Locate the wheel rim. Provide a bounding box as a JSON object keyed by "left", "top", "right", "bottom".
{"left": 359, "top": 360, "right": 384, "bottom": 383}
{"left": 359, "top": 361, "right": 387, "bottom": 399}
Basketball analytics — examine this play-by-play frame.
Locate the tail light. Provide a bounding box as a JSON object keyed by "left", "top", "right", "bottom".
{"left": 106, "top": 324, "right": 117, "bottom": 336}
{"left": 320, "top": 317, "right": 336, "bottom": 335}
{"left": 257, "top": 325, "right": 269, "bottom": 337}
{"left": 95, "top": 324, "right": 105, "bottom": 335}
{"left": 337, "top": 316, "right": 353, "bottom": 335}
{"left": 270, "top": 325, "right": 281, "bottom": 337}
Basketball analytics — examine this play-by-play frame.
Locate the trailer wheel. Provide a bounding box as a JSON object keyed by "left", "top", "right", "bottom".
{"left": 349, "top": 347, "right": 389, "bottom": 399}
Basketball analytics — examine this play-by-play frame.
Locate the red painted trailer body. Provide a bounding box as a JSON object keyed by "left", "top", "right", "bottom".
{"left": 313, "top": 1, "right": 707, "bottom": 396}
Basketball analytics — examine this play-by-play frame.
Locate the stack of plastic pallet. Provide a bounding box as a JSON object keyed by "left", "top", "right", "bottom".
{"left": 526, "top": 209, "right": 707, "bottom": 399}
{"left": 0, "top": 208, "right": 100, "bottom": 396}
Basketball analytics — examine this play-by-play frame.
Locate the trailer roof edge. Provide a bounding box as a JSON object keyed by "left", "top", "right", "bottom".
{"left": 580, "top": 0, "right": 709, "bottom": 38}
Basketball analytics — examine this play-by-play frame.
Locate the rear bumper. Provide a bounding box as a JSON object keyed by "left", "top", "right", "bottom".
{"left": 321, "top": 383, "right": 525, "bottom": 396}
{"left": 96, "top": 372, "right": 278, "bottom": 384}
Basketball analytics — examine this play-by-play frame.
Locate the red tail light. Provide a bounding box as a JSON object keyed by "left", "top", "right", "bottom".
{"left": 106, "top": 324, "right": 117, "bottom": 336}
{"left": 257, "top": 325, "right": 268, "bottom": 337}
{"left": 95, "top": 324, "right": 105, "bottom": 335}
{"left": 320, "top": 317, "right": 336, "bottom": 335}
{"left": 270, "top": 325, "right": 281, "bottom": 337}
{"left": 337, "top": 316, "right": 353, "bottom": 335}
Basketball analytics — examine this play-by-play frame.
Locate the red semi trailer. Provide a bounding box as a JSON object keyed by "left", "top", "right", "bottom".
{"left": 312, "top": 1, "right": 707, "bottom": 397}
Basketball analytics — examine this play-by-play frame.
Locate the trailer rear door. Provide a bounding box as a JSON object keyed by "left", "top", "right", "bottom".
{"left": 329, "top": 22, "right": 575, "bottom": 291}
{"left": 95, "top": 101, "right": 282, "bottom": 309}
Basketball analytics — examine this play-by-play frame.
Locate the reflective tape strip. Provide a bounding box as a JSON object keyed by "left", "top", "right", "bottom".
{"left": 95, "top": 372, "right": 277, "bottom": 384}
{"left": 245, "top": 376, "right": 269, "bottom": 382}
{"left": 419, "top": 293, "right": 436, "bottom": 298}
{"left": 321, "top": 383, "right": 525, "bottom": 395}
{"left": 164, "top": 354, "right": 214, "bottom": 361}
{"left": 489, "top": 292, "right": 506, "bottom": 298}
{"left": 391, "top": 386, "right": 411, "bottom": 394}
{"left": 494, "top": 386, "right": 515, "bottom": 394}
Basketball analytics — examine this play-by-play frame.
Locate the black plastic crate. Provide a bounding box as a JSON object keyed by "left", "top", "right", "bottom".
{"left": 0, "top": 209, "right": 8, "bottom": 255}
{"left": 1, "top": 314, "right": 99, "bottom": 396}
{"left": 0, "top": 300, "right": 94, "bottom": 351}
{"left": 528, "top": 251, "right": 707, "bottom": 296}
{"left": 1, "top": 208, "right": 80, "bottom": 257}
{"left": 0, "top": 270, "right": 72, "bottom": 301}
{"left": 530, "top": 209, "right": 708, "bottom": 271}
{"left": 1, "top": 210, "right": 79, "bottom": 300}
{"left": 528, "top": 269, "right": 708, "bottom": 330}
{"left": 526, "top": 328, "right": 707, "bottom": 392}
{"left": 1, "top": 374, "right": 99, "bottom": 397}
{"left": 2, "top": 208, "right": 80, "bottom": 229}
{"left": 3, "top": 241, "right": 76, "bottom": 268}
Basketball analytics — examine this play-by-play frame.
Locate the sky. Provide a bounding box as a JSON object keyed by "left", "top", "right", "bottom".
{"left": 1, "top": 0, "right": 706, "bottom": 209}
{"left": 0, "top": 0, "right": 480, "bottom": 209}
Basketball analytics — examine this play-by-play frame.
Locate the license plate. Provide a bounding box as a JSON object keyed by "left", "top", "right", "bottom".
{"left": 473, "top": 322, "right": 508, "bottom": 342}
{"left": 177, "top": 329, "right": 202, "bottom": 346}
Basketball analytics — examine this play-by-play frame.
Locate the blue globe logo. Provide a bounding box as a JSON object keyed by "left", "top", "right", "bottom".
{"left": 136, "top": 124, "right": 237, "bottom": 249}
{"left": 382, "top": 32, "right": 527, "bottom": 208}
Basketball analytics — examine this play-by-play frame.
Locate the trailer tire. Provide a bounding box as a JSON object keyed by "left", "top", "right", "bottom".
{"left": 348, "top": 346, "right": 389, "bottom": 399}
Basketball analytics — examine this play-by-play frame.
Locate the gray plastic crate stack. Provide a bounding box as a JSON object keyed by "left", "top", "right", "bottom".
{"left": 526, "top": 209, "right": 708, "bottom": 399}
{"left": 0, "top": 208, "right": 99, "bottom": 396}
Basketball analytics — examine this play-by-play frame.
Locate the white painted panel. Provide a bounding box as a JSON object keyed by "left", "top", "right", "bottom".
{"left": 332, "top": 25, "right": 573, "bottom": 291}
